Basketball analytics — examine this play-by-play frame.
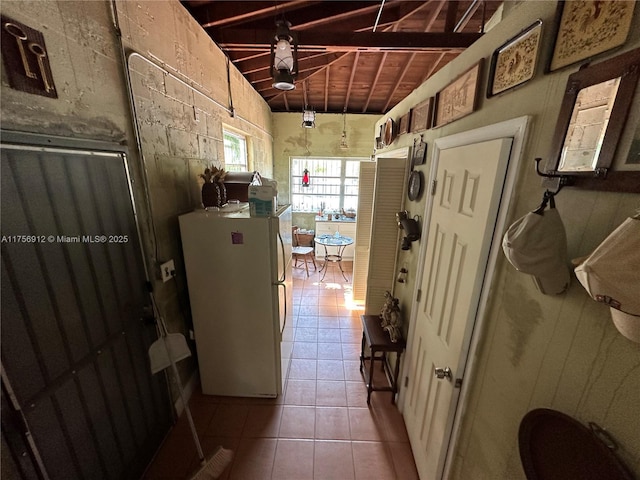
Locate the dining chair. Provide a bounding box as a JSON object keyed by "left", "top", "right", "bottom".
{"left": 292, "top": 227, "right": 316, "bottom": 276}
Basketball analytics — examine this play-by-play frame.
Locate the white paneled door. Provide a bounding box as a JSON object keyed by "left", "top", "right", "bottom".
{"left": 404, "top": 138, "right": 513, "bottom": 479}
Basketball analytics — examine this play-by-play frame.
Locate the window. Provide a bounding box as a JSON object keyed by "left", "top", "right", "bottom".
{"left": 291, "top": 157, "right": 363, "bottom": 212}
{"left": 223, "top": 130, "right": 248, "bottom": 172}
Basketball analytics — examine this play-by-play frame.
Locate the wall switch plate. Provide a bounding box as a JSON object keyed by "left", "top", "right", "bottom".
{"left": 160, "top": 260, "right": 175, "bottom": 283}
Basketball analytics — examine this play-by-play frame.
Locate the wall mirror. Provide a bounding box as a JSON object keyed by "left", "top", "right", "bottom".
{"left": 545, "top": 47, "right": 640, "bottom": 192}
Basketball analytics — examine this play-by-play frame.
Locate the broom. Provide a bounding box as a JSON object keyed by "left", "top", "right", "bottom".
{"left": 148, "top": 287, "right": 233, "bottom": 479}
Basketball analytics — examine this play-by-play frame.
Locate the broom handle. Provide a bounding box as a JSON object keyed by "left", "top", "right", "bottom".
{"left": 164, "top": 335, "right": 206, "bottom": 461}
{"left": 149, "top": 287, "right": 206, "bottom": 462}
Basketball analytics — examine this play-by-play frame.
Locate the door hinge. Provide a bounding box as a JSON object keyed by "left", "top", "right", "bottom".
{"left": 455, "top": 378, "right": 463, "bottom": 388}
{"left": 430, "top": 179, "right": 437, "bottom": 196}
{"left": 404, "top": 376, "right": 409, "bottom": 388}
{"left": 416, "top": 289, "right": 422, "bottom": 303}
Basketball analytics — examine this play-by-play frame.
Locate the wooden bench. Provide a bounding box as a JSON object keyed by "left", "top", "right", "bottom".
{"left": 359, "top": 314, "right": 406, "bottom": 405}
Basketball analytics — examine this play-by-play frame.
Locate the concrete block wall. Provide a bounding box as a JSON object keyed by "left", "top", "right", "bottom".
{"left": 1, "top": 0, "right": 274, "bottom": 392}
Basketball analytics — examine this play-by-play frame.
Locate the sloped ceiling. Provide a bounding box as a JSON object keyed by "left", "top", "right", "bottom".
{"left": 182, "top": 1, "right": 503, "bottom": 114}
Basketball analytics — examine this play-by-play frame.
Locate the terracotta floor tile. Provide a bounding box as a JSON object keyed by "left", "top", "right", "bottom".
{"left": 228, "top": 438, "right": 276, "bottom": 480}
{"left": 297, "top": 316, "right": 319, "bottom": 328}
{"left": 315, "top": 380, "right": 347, "bottom": 407}
{"left": 172, "top": 400, "right": 216, "bottom": 437}
{"left": 297, "top": 304, "right": 320, "bottom": 316}
{"left": 388, "top": 441, "right": 419, "bottom": 479}
{"left": 342, "top": 343, "right": 362, "bottom": 361}
{"left": 315, "top": 407, "right": 350, "bottom": 440}
{"left": 314, "top": 440, "right": 355, "bottom": 480}
{"left": 293, "top": 341, "right": 318, "bottom": 359}
{"left": 344, "top": 360, "right": 364, "bottom": 381}
{"left": 348, "top": 408, "right": 384, "bottom": 441}
{"left": 242, "top": 404, "right": 283, "bottom": 438}
{"left": 317, "top": 328, "right": 342, "bottom": 343}
{"left": 319, "top": 304, "right": 340, "bottom": 317}
{"left": 284, "top": 379, "right": 316, "bottom": 406}
{"left": 278, "top": 406, "right": 316, "bottom": 439}
{"left": 142, "top": 433, "right": 195, "bottom": 479}
{"left": 289, "top": 359, "right": 317, "bottom": 380}
{"left": 317, "top": 360, "right": 345, "bottom": 380}
{"left": 206, "top": 404, "right": 249, "bottom": 437}
{"left": 352, "top": 441, "right": 395, "bottom": 479}
{"left": 346, "top": 381, "right": 369, "bottom": 407}
{"left": 317, "top": 316, "right": 343, "bottom": 329}
{"left": 296, "top": 327, "right": 319, "bottom": 342}
{"left": 272, "top": 439, "right": 314, "bottom": 480}
{"left": 340, "top": 316, "right": 362, "bottom": 329}
{"left": 341, "top": 328, "right": 363, "bottom": 343}
{"left": 317, "top": 342, "right": 343, "bottom": 359}
{"left": 144, "top": 281, "right": 416, "bottom": 479}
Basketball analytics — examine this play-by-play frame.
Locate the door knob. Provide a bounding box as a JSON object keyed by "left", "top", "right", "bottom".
{"left": 434, "top": 367, "right": 452, "bottom": 380}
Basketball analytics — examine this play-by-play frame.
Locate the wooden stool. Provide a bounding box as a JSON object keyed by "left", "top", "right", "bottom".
{"left": 359, "top": 315, "right": 406, "bottom": 405}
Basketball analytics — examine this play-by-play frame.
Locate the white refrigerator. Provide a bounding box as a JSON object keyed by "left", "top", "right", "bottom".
{"left": 178, "top": 205, "right": 293, "bottom": 398}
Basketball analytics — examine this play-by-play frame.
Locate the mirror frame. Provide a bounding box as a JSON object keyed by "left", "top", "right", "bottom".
{"left": 546, "top": 47, "right": 640, "bottom": 193}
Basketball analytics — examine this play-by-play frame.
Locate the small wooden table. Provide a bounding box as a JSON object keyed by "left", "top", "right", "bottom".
{"left": 359, "top": 315, "right": 406, "bottom": 405}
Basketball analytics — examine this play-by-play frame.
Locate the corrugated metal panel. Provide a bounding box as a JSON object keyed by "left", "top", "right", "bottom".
{"left": 1, "top": 137, "right": 171, "bottom": 480}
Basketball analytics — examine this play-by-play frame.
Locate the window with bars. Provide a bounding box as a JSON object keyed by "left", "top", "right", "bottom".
{"left": 223, "top": 130, "right": 248, "bottom": 172}
{"left": 291, "top": 157, "right": 363, "bottom": 212}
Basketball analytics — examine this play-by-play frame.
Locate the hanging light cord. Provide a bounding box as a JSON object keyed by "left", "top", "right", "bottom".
{"left": 373, "top": 0, "right": 386, "bottom": 32}
{"left": 226, "top": 57, "right": 235, "bottom": 117}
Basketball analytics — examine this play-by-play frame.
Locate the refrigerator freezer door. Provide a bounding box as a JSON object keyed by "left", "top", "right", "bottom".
{"left": 274, "top": 206, "right": 293, "bottom": 382}
{"left": 179, "top": 211, "right": 281, "bottom": 397}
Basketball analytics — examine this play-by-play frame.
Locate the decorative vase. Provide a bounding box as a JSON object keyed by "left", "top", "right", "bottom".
{"left": 202, "top": 182, "right": 222, "bottom": 208}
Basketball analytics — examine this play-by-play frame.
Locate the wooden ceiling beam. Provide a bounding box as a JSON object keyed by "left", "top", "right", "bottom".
{"left": 382, "top": 0, "right": 446, "bottom": 112}
{"left": 445, "top": 1, "right": 460, "bottom": 32}
{"left": 226, "top": 2, "right": 385, "bottom": 31}
{"left": 343, "top": 52, "right": 360, "bottom": 113}
{"left": 214, "top": 30, "right": 483, "bottom": 51}
{"left": 189, "top": 1, "right": 319, "bottom": 28}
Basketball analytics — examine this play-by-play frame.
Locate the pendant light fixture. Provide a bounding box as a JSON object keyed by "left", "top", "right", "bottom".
{"left": 302, "top": 107, "right": 316, "bottom": 128}
{"left": 302, "top": 168, "right": 310, "bottom": 187}
{"left": 340, "top": 113, "right": 349, "bottom": 149}
{"left": 270, "top": 20, "right": 298, "bottom": 91}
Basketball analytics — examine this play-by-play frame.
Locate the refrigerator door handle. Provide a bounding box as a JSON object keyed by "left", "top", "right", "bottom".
{"left": 277, "top": 232, "right": 286, "bottom": 283}
{"left": 275, "top": 281, "right": 287, "bottom": 333}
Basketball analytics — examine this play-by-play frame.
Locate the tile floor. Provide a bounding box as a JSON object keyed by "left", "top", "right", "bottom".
{"left": 144, "top": 260, "right": 418, "bottom": 480}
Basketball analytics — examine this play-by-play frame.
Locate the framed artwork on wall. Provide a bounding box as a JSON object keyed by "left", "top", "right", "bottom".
{"left": 547, "top": 1, "right": 636, "bottom": 72}
{"left": 409, "top": 98, "right": 433, "bottom": 132}
{"left": 487, "top": 20, "right": 542, "bottom": 98}
{"left": 434, "top": 60, "right": 483, "bottom": 128}
{"left": 398, "top": 112, "right": 410, "bottom": 135}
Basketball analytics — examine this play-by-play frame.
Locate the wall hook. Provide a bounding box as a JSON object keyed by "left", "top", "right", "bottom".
{"left": 534, "top": 158, "right": 572, "bottom": 194}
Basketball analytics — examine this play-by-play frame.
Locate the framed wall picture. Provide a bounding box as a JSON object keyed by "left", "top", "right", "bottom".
{"left": 548, "top": 1, "right": 636, "bottom": 72}
{"left": 409, "top": 98, "right": 433, "bottom": 132}
{"left": 434, "top": 60, "right": 483, "bottom": 128}
{"left": 487, "top": 20, "right": 542, "bottom": 98}
{"left": 398, "top": 112, "right": 410, "bottom": 135}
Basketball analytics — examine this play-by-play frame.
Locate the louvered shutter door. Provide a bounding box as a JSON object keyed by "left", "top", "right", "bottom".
{"left": 364, "top": 157, "right": 407, "bottom": 314}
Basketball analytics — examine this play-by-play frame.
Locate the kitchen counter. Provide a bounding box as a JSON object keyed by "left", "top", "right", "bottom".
{"left": 315, "top": 215, "right": 356, "bottom": 223}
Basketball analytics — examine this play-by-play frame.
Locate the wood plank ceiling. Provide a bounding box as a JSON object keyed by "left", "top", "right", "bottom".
{"left": 181, "top": 1, "right": 503, "bottom": 114}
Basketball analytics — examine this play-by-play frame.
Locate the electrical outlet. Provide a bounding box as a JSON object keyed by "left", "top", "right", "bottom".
{"left": 160, "top": 260, "right": 175, "bottom": 283}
